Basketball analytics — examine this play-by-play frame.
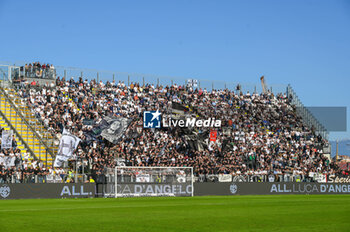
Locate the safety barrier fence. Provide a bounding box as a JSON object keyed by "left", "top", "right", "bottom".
{"left": 1, "top": 182, "right": 349, "bottom": 200}
{"left": 0, "top": 174, "right": 89, "bottom": 184}
{"left": 2, "top": 62, "right": 287, "bottom": 94}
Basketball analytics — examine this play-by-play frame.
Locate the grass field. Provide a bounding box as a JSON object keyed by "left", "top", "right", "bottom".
{"left": 0, "top": 195, "right": 349, "bottom": 232}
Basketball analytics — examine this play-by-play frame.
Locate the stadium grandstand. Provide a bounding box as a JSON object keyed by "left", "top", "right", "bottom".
{"left": 1, "top": 1, "right": 350, "bottom": 231}
{"left": 0, "top": 62, "right": 345, "bottom": 185}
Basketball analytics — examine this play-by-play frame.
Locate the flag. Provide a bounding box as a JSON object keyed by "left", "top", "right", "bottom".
{"left": 183, "top": 130, "right": 208, "bottom": 151}
{"left": 210, "top": 130, "right": 217, "bottom": 142}
{"left": 171, "top": 102, "right": 188, "bottom": 115}
{"left": 1, "top": 130, "right": 13, "bottom": 149}
{"left": 100, "top": 116, "right": 132, "bottom": 144}
{"left": 54, "top": 129, "right": 81, "bottom": 167}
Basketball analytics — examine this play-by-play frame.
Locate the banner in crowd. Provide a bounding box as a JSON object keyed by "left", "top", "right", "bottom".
{"left": 210, "top": 130, "right": 217, "bottom": 142}
{"left": 83, "top": 117, "right": 132, "bottom": 144}
{"left": 171, "top": 102, "right": 188, "bottom": 115}
{"left": 100, "top": 116, "right": 132, "bottom": 144}
{"left": 82, "top": 119, "right": 95, "bottom": 126}
{"left": 327, "top": 175, "right": 350, "bottom": 183}
{"left": 186, "top": 79, "right": 198, "bottom": 88}
{"left": 0, "top": 154, "right": 16, "bottom": 168}
{"left": 183, "top": 131, "right": 208, "bottom": 152}
{"left": 197, "top": 174, "right": 305, "bottom": 183}
{"left": 1, "top": 130, "right": 13, "bottom": 149}
{"left": 218, "top": 174, "right": 232, "bottom": 182}
{"left": 196, "top": 174, "right": 350, "bottom": 183}
{"left": 136, "top": 174, "right": 150, "bottom": 182}
{"left": 54, "top": 129, "right": 81, "bottom": 167}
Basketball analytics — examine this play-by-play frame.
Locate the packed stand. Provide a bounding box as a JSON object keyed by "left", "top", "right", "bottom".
{"left": 10, "top": 76, "right": 342, "bottom": 183}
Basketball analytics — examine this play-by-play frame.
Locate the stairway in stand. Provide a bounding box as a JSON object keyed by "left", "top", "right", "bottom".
{"left": 0, "top": 88, "right": 58, "bottom": 166}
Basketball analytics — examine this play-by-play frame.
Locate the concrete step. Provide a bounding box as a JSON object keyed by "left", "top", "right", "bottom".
{"left": 0, "top": 93, "right": 57, "bottom": 164}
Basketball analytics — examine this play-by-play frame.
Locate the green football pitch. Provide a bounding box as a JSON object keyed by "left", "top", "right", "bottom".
{"left": 0, "top": 195, "right": 349, "bottom": 232}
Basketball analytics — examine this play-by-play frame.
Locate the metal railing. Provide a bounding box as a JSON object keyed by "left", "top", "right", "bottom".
{"left": 0, "top": 174, "right": 88, "bottom": 184}
{"left": 287, "top": 84, "right": 329, "bottom": 140}
{"left": 10, "top": 65, "right": 56, "bottom": 80}
{"left": 54, "top": 66, "right": 287, "bottom": 94}
{"left": 2, "top": 62, "right": 287, "bottom": 94}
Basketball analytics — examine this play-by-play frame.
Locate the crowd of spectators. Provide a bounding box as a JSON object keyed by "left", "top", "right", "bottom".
{"left": 12, "top": 62, "right": 56, "bottom": 88}
{"left": 23, "top": 62, "right": 55, "bottom": 79}
{"left": 8, "top": 75, "right": 341, "bottom": 183}
{"left": 0, "top": 127, "right": 50, "bottom": 183}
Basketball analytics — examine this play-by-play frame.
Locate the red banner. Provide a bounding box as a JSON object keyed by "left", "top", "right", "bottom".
{"left": 210, "top": 130, "right": 217, "bottom": 142}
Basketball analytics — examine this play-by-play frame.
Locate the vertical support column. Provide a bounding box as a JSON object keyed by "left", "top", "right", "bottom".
{"left": 115, "top": 166, "right": 118, "bottom": 198}
{"left": 75, "top": 158, "right": 78, "bottom": 183}
{"left": 191, "top": 167, "right": 194, "bottom": 197}
{"left": 128, "top": 75, "right": 130, "bottom": 86}
{"left": 39, "top": 132, "right": 41, "bottom": 161}
{"left": 4, "top": 95, "right": 7, "bottom": 117}
{"left": 51, "top": 139, "right": 54, "bottom": 169}
{"left": 64, "top": 70, "right": 67, "bottom": 79}
{"left": 143, "top": 77, "right": 145, "bottom": 87}
{"left": 97, "top": 72, "right": 99, "bottom": 83}
{"left": 26, "top": 119, "right": 29, "bottom": 153}
{"left": 82, "top": 160, "right": 85, "bottom": 179}
{"left": 20, "top": 106, "right": 23, "bottom": 141}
